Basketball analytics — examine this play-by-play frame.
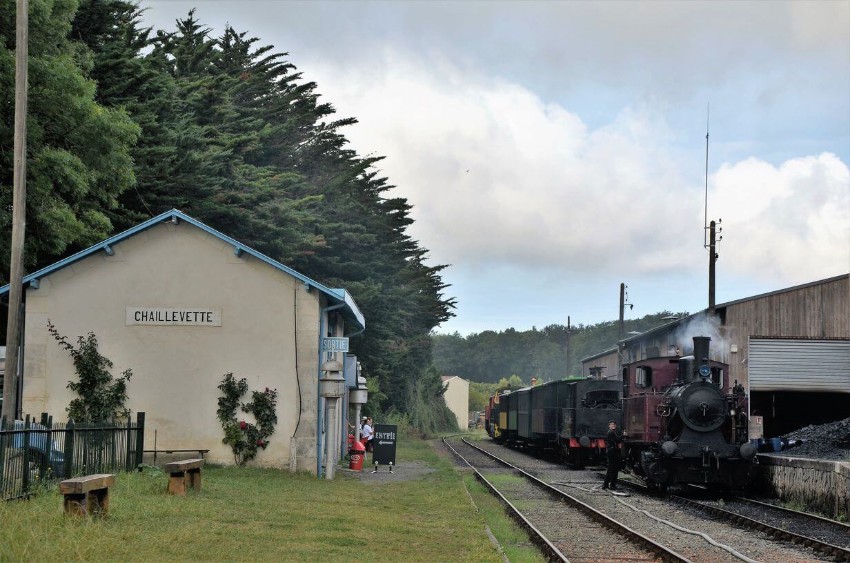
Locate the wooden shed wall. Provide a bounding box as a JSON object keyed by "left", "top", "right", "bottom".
{"left": 724, "top": 276, "right": 849, "bottom": 338}
{"left": 721, "top": 275, "right": 849, "bottom": 389}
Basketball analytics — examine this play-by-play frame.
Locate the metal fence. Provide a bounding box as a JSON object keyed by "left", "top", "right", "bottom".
{"left": 0, "top": 412, "right": 145, "bottom": 500}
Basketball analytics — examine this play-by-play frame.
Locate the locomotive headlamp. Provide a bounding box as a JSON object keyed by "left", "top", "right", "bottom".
{"left": 698, "top": 365, "right": 711, "bottom": 379}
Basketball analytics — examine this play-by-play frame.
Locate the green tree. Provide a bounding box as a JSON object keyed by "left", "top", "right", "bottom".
{"left": 0, "top": 0, "right": 140, "bottom": 284}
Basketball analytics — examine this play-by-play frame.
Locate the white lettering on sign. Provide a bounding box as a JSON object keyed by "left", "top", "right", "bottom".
{"left": 321, "top": 337, "right": 350, "bottom": 352}
{"left": 125, "top": 307, "right": 222, "bottom": 326}
{"left": 375, "top": 431, "right": 395, "bottom": 441}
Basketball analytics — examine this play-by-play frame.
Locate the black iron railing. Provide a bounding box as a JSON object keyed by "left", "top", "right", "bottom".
{"left": 0, "top": 412, "right": 145, "bottom": 500}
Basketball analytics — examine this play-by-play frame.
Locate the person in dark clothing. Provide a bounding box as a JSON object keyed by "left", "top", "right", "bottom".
{"left": 602, "top": 420, "right": 625, "bottom": 490}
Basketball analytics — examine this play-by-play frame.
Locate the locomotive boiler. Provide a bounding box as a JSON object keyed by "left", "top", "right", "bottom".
{"left": 622, "top": 336, "right": 757, "bottom": 491}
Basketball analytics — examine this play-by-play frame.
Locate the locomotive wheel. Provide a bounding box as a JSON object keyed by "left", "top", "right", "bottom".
{"left": 646, "top": 480, "right": 668, "bottom": 494}
{"left": 571, "top": 450, "right": 586, "bottom": 470}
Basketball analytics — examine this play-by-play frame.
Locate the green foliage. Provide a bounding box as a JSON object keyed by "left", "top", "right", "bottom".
{"left": 0, "top": 0, "right": 140, "bottom": 285}
{"left": 393, "top": 366, "right": 458, "bottom": 437}
{"left": 46, "top": 320, "right": 132, "bottom": 422}
{"left": 432, "top": 312, "right": 689, "bottom": 383}
{"left": 468, "top": 384, "right": 490, "bottom": 412}
{"left": 216, "top": 373, "right": 278, "bottom": 465}
{"left": 2, "top": 3, "right": 456, "bottom": 425}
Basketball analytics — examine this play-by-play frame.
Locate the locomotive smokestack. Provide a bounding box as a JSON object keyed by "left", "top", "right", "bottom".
{"left": 693, "top": 336, "right": 711, "bottom": 365}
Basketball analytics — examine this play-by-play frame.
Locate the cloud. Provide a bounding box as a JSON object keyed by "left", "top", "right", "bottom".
{"left": 711, "top": 153, "right": 850, "bottom": 280}
{"left": 304, "top": 46, "right": 849, "bottom": 288}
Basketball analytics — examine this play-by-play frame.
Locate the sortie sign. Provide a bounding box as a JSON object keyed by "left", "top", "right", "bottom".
{"left": 321, "top": 337, "right": 349, "bottom": 352}
{"left": 125, "top": 307, "right": 222, "bottom": 326}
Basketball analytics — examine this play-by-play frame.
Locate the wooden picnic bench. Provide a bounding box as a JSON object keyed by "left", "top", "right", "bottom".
{"left": 59, "top": 474, "right": 115, "bottom": 517}
{"left": 164, "top": 458, "right": 205, "bottom": 495}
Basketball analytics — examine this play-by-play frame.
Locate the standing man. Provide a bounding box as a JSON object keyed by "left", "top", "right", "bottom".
{"left": 602, "top": 420, "right": 625, "bottom": 491}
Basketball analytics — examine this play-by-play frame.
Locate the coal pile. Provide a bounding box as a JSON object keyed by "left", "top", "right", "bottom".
{"left": 780, "top": 416, "right": 850, "bottom": 461}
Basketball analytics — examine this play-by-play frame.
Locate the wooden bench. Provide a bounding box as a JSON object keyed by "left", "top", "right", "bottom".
{"left": 144, "top": 448, "right": 210, "bottom": 465}
{"left": 59, "top": 474, "right": 115, "bottom": 517}
{"left": 164, "top": 458, "right": 205, "bottom": 495}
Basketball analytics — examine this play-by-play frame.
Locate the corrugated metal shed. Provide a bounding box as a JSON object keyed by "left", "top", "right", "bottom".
{"left": 748, "top": 338, "right": 850, "bottom": 392}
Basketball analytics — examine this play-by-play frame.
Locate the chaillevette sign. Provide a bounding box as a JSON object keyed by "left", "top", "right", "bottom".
{"left": 126, "top": 307, "right": 221, "bottom": 326}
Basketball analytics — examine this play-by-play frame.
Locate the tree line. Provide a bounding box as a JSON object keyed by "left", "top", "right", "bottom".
{"left": 0, "top": 1, "right": 456, "bottom": 430}
{"left": 432, "top": 311, "right": 688, "bottom": 394}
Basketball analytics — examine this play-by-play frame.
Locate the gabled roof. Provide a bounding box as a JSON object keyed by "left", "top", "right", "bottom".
{"left": 0, "top": 209, "right": 364, "bottom": 331}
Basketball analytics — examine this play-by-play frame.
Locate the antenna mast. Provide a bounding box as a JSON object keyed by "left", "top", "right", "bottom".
{"left": 702, "top": 104, "right": 722, "bottom": 311}
{"left": 703, "top": 103, "right": 710, "bottom": 247}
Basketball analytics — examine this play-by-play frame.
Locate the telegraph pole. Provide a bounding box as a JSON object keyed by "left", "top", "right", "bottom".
{"left": 708, "top": 220, "right": 719, "bottom": 312}
{"left": 617, "top": 283, "right": 633, "bottom": 374}
{"left": 2, "top": 0, "right": 29, "bottom": 422}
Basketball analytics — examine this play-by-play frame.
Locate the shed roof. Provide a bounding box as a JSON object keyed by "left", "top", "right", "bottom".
{"left": 0, "top": 209, "right": 365, "bottom": 331}
{"left": 713, "top": 273, "right": 849, "bottom": 309}
{"left": 616, "top": 274, "right": 849, "bottom": 347}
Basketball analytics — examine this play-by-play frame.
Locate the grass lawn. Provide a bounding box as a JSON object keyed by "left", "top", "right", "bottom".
{"left": 0, "top": 433, "right": 539, "bottom": 562}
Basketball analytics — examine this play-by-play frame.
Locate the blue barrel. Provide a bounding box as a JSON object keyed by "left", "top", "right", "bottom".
{"left": 770, "top": 437, "right": 782, "bottom": 452}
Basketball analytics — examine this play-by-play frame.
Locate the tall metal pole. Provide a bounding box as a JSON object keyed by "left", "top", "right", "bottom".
{"left": 2, "top": 0, "right": 29, "bottom": 422}
{"left": 618, "top": 283, "right": 626, "bottom": 341}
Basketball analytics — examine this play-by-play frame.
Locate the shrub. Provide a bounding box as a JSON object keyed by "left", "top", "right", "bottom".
{"left": 47, "top": 321, "right": 132, "bottom": 422}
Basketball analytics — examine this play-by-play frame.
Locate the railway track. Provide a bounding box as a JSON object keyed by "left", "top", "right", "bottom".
{"left": 444, "top": 436, "right": 690, "bottom": 562}
{"left": 668, "top": 493, "right": 850, "bottom": 562}
{"left": 453, "top": 437, "right": 837, "bottom": 562}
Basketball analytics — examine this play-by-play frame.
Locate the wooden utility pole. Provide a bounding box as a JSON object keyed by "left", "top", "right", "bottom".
{"left": 708, "top": 220, "right": 718, "bottom": 313}
{"left": 2, "top": 0, "right": 29, "bottom": 422}
{"left": 565, "top": 316, "right": 571, "bottom": 377}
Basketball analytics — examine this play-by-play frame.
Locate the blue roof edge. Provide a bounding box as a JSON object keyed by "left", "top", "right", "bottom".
{"left": 0, "top": 209, "right": 365, "bottom": 331}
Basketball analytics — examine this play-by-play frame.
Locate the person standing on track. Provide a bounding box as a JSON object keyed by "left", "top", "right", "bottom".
{"left": 602, "top": 420, "right": 626, "bottom": 491}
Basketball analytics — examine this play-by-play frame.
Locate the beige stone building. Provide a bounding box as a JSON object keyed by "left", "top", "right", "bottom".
{"left": 441, "top": 375, "right": 470, "bottom": 429}
{"left": 0, "top": 210, "right": 364, "bottom": 474}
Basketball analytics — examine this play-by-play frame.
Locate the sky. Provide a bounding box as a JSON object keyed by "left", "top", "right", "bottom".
{"left": 140, "top": 0, "right": 850, "bottom": 336}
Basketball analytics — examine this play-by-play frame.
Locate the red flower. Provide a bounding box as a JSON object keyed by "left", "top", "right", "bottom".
{"left": 239, "top": 421, "right": 247, "bottom": 430}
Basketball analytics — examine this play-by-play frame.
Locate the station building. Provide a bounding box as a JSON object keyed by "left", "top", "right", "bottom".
{"left": 581, "top": 274, "right": 850, "bottom": 437}
{"left": 0, "top": 209, "right": 365, "bottom": 475}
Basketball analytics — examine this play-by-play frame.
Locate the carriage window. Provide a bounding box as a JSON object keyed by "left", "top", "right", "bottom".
{"left": 636, "top": 366, "right": 652, "bottom": 388}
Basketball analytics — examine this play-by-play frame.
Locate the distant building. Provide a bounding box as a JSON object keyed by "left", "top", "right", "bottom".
{"left": 441, "top": 375, "right": 470, "bottom": 430}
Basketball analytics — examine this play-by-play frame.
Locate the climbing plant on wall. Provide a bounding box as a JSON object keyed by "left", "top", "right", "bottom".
{"left": 216, "top": 373, "right": 278, "bottom": 465}
{"left": 47, "top": 320, "right": 133, "bottom": 422}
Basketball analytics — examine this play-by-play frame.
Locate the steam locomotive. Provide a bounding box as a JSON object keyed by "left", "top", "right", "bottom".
{"left": 486, "top": 378, "right": 622, "bottom": 468}
{"left": 622, "top": 336, "right": 757, "bottom": 491}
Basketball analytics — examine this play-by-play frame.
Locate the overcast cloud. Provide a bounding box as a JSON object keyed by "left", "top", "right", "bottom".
{"left": 142, "top": 1, "right": 850, "bottom": 334}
